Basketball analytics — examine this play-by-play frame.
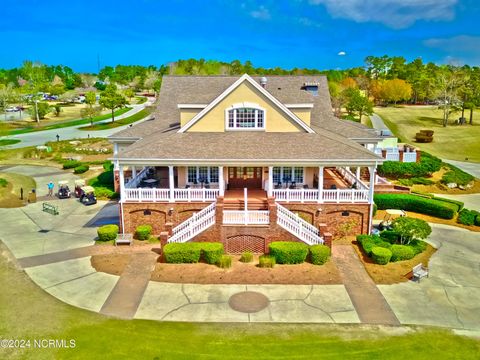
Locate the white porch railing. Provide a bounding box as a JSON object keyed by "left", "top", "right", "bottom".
{"left": 276, "top": 203, "right": 323, "bottom": 245}
{"left": 403, "top": 152, "right": 417, "bottom": 163}
{"left": 168, "top": 202, "right": 216, "bottom": 243}
{"left": 125, "top": 167, "right": 149, "bottom": 188}
{"left": 272, "top": 188, "right": 369, "bottom": 203}
{"left": 123, "top": 188, "right": 219, "bottom": 202}
{"left": 385, "top": 152, "right": 400, "bottom": 161}
{"left": 223, "top": 210, "right": 270, "bottom": 225}
{"left": 336, "top": 167, "right": 369, "bottom": 190}
{"left": 124, "top": 188, "right": 170, "bottom": 202}
{"left": 174, "top": 188, "right": 220, "bottom": 202}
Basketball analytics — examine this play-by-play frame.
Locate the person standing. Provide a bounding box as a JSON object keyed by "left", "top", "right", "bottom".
{"left": 47, "top": 181, "right": 54, "bottom": 197}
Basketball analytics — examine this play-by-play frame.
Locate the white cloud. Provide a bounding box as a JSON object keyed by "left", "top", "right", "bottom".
{"left": 338, "top": 51, "right": 346, "bottom": 56}
{"left": 250, "top": 5, "right": 271, "bottom": 20}
{"left": 424, "top": 35, "right": 480, "bottom": 52}
{"left": 308, "top": 0, "right": 458, "bottom": 28}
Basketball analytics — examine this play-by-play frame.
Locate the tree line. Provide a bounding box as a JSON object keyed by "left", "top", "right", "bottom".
{"left": 0, "top": 56, "right": 479, "bottom": 126}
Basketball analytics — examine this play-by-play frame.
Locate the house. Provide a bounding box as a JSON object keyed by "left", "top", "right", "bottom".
{"left": 109, "top": 74, "right": 384, "bottom": 253}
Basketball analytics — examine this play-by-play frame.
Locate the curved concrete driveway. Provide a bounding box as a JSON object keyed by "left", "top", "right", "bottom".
{"left": 1, "top": 98, "right": 154, "bottom": 149}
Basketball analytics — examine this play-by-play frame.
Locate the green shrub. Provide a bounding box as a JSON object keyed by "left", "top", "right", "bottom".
{"left": 269, "top": 241, "right": 309, "bottom": 264}
{"left": 409, "top": 239, "right": 427, "bottom": 255}
{"left": 390, "top": 244, "right": 415, "bottom": 262}
{"left": 398, "top": 177, "right": 435, "bottom": 186}
{"left": 259, "top": 255, "right": 275, "bottom": 268}
{"left": 62, "top": 160, "right": 81, "bottom": 169}
{"left": 457, "top": 209, "right": 480, "bottom": 226}
{"left": 217, "top": 255, "right": 232, "bottom": 269}
{"left": 73, "top": 165, "right": 89, "bottom": 174}
{"left": 240, "top": 251, "right": 253, "bottom": 263}
{"left": 374, "top": 193, "right": 457, "bottom": 219}
{"left": 475, "top": 216, "right": 480, "bottom": 227}
{"left": 163, "top": 243, "right": 201, "bottom": 263}
{"left": 371, "top": 247, "right": 392, "bottom": 265}
{"left": 135, "top": 224, "right": 152, "bottom": 240}
{"left": 372, "top": 203, "right": 377, "bottom": 217}
{"left": 441, "top": 165, "right": 474, "bottom": 186}
{"left": 377, "top": 152, "right": 441, "bottom": 179}
{"left": 433, "top": 196, "right": 464, "bottom": 212}
{"left": 97, "top": 224, "right": 119, "bottom": 242}
{"left": 379, "top": 230, "right": 401, "bottom": 244}
{"left": 357, "top": 235, "right": 391, "bottom": 256}
{"left": 310, "top": 245, "right": 331, "bottom": 265}
{"left": 201, "top": 243, "right": 224, "bottom": 264}
{"left": 0, "top": 178, "right": 7, "bottom": 187}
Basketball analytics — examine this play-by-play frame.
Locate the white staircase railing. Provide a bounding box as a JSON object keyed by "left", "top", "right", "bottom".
{"left": 276, "top": 203, "right": 323, "bottom": 245}
{"left": 223, "top": 210, "right": 270, "bottom": 225}
{"left": 168, "top": 202, "right": 216, "bottom": 243}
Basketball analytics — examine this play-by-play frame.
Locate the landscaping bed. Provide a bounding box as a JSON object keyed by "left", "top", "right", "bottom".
{"left": 150, "top": 254, "right": 342, "bottom": 284}
{"left": 0, "top": 172, "right": 36, "bottom": 208}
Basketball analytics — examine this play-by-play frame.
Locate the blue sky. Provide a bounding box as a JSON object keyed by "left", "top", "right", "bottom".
{"left": 1, "top": 0, "right": 479, "bottom": 72}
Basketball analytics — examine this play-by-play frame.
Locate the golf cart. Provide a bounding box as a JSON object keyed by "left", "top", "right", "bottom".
{"left": 79, "top": 186, "right": 97, "bottom": 206}
{"left": 378, "top": 209, "right": 406, "bottom": 231}
{"left": 57, "top": 180, "right": 71, "bottom": 199}
{"left": 74, "top": 179, "right": 86, "bottom": 198}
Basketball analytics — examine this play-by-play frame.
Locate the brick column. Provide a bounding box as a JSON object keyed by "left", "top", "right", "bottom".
{"left": 381, "top": 149, "right": 387, "bottom": 159}
{"left": 268, "top": 197, "right": 277, "bottom": 223}
{"left": 215, "top": 197, "right": 224, "bottom": 225}
{"left": 114, "top": 170, "right": 120, "bottom": 193}
{"left": 416, "top": 150, "right": 422, "bottom": 163}
{"left": 399, "top": 150, "right": 404, "bottom": 162}
{"left": 323, "top": 232, "right": 333, "bottom": 249}
{"left": 159, "top": 232, "right": 169, "bottom": 262}
{"left": 165, "top": 222, "right": 173, "bottom": 236}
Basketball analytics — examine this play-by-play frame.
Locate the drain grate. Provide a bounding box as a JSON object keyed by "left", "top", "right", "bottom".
{"left": 38, "top": 229, "right": 50, "bottom": 233}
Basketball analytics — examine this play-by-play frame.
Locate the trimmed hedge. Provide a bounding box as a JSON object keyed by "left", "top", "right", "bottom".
{"left": 217, "top": 255, "right": 232, "bottom": 269}
{"left": 457, "top": 209, "right": 480, "bottom": 226}
{"left": 74, "top": 164, "right": 89, "bottom": 174}
{"left": 97, "top": 224, "right": 119, "bottom": 242}
{"left": 377, "top": 152, "right": 441, "bottom": 179}
{"left": 310, "top": 245, "right": 331, "bottom": 265}
{"left": 409, "top": 239, "right": 427, "bottom": 255}
{"left": 259, "top": 255, "right": 275, "bottom": 268}
{"left": 371, "top": 247, "right": 392, "bottom": 265}
{"left": 374, "top": 193, "right": 457, "bottom": 219}
{"left": 62, "top": 160, "right": 81, "bottom": 169}
{"left": 135, "top": 224, "right": 152, "bottom": 240}
{"left": 433, "top": 196, "right": 464, "bottom": 212}
{"left": 441, "top": 166, "right": 474, "bottom": 186}
{"left": 372, "top": 203, "right": 377, "bottom": 217}
{"left": 475, "top": 216, "right": 480, "bottom": 227}
{"left": 390, "top": 244, "right": 415, "bottom": 262}
{"left": 163, "top": 242, "right": 224, "bottom": 264}
{"left": 357, "top": 235, "right": 391, "bottom": 256}
{"left": 201, "top": 243, "right": 224, "bottom": 264}
{"left": 240, "top": 251, "right": 253, "bottom": 263}
{"left": 269, "top": 242, "right": 309, "bottom": 264}
{"left": 379, "top": 230, "right": 401, "bottom": 244}
{"left": 163, "top": 243, "right": 201, "bottom": 263}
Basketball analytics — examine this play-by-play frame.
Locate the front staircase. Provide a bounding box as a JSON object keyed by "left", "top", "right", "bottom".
{"left": 276, "top": 203, "right": 324, "bottom": 245}
{"left": 167, "top": 202, "right": 216, "bottom": 243}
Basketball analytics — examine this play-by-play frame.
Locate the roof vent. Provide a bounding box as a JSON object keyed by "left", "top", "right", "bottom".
{"left": 260, "top": 77, "right": 267, "bottom": 88}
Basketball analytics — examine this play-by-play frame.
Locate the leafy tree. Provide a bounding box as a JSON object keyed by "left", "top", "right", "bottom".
{"left": 99, "top": 84, "right": 127, "bottom": 122}
{"left": 0, "top": 83, "right": 18, "bottom": 120}
{"left": 436, "top": 66, "right": 463, "bottom": 127}
{"left": 49, "top": 83, "right": 66, "bottom": 96}
{"left": 342, "top": 87, "right": 373, "bottom": 122}
{"left": 52, "top": 104, "right": 62, "bottom": 117}
{"left": 28, "top": 102, "right": 50, "bottom": 120}
{"left": 81, "top": 105, "right": 101, "bottom": 126}
{"left": 381, "top": 79, "right": 412, "bottom": 105}
{"left": 79, "top": 73, "right": 97, "bottom": 88}
{"left": 124, "top": 88, "right": 135, "bottom": 101}
{"left": 340, "top": 77, "right": 357, "bottom": 89}
{"left": 392, "top": 217, "right": 432, "bottom": 245}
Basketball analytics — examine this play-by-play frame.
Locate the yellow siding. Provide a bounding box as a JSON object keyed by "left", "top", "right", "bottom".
{"left": 177, "top": 167, "right": 187, "bottom": 187}
{"left": 180, "top": 109, "right": 201, "bottom": 127}
{"left": 291, "top": 109, "right": 311, "bottom": 126}
{"left": 187, "top": 81, "right": 306, "bottom": 132}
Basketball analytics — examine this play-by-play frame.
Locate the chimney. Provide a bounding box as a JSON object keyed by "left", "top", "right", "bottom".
{"left": 260, "top": 76, "right": 267, "bottom": 88}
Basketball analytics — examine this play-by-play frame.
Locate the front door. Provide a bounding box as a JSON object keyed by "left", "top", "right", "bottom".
{"left": 228, "top": 167, "right": 263, "bottom": 189}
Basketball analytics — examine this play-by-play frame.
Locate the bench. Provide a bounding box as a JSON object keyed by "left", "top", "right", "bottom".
{"left": 412, "top": 263, "right": 429, "bottom": 282}
{"left": 42, "top": 202, "right": 59, "bottom": 215}
{"left": 115, "top": 233, "right": 133, "bottom": 246}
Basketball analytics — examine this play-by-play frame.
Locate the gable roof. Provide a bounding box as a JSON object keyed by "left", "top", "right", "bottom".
{"left": 178, "top": 74, "right": 315, "bottom": 133}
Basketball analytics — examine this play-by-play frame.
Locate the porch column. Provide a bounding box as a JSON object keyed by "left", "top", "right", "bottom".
{"left": 119, "top": 164, "right": 125, "bottom": 201}
{"left": 268, "top": 166, "right": 273, "bottom": 197}
{"left": 368, "top": 166, "right": 375, "bottom": 203}
{"left": 168, "top": 166, "right": 174, "bottom": 202}
{"left": 318, "top": 166, "right": 324, "bottom": 203}
{"left": 356, "top": 166, "right": 361, "bottom": 180}
{"left": 218, "top": 166, "right": 224, "bottom": 196}
{"left": 132, "top": 166, "right": 137, "bottom": 179}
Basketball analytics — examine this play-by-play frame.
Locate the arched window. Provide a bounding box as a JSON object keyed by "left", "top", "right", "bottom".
{"left": 226, "top": 104, "right": 265, "bottom": 130}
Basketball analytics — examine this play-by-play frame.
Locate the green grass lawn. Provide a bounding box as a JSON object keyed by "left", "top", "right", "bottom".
{"left": 6, "top": 107, "right": 131, "bottom": 136}
{"left": 78, "top": 108, "right": 152, "bottom": 131}
{"left": 375, "top": 106, "right": 480, "bottom": 162}
{"left": 0, "top": 139, "right": 21, "bottom": 146}
{"left": 0, "top": 245, "right": 479, "bottom": 359}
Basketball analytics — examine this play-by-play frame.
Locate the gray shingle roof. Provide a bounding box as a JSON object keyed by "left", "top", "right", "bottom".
{"left": 112, "top": 75, "right": 382, "bottom": 163}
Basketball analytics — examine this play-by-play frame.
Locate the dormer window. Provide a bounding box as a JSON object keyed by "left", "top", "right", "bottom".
{"left": 303, "top": 82, "right": 319, "bottom": 96}
{"left": 226, "top": 103, "right": 265, "bottom": 130}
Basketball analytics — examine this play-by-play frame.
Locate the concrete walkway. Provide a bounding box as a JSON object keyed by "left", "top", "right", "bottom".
{"left": 333, "top": 245, "right": 400, "bottom": 325}
{"left": 370, "top": 114, "right": 390, "bottom": 132}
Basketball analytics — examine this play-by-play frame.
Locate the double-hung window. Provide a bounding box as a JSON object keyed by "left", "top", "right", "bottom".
{"left": 273, "top": 167, "right": 304, "bottom": 184}
{"left": 187, "top": 166, "right": 219, "bottom": 184}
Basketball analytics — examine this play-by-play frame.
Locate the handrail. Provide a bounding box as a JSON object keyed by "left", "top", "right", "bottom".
{"left": 276, "top": 203, "right": 323, "bottom": 245}
{"left": 223, "top": 210, "right": 270, "bottom": 225}
{"left": 168, "top": 202, "right": 216, "bottom": 243}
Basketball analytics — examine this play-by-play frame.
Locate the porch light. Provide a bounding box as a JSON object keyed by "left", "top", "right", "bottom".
{"left": 168, "top": 208, "right": 174, "bottom": 216}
